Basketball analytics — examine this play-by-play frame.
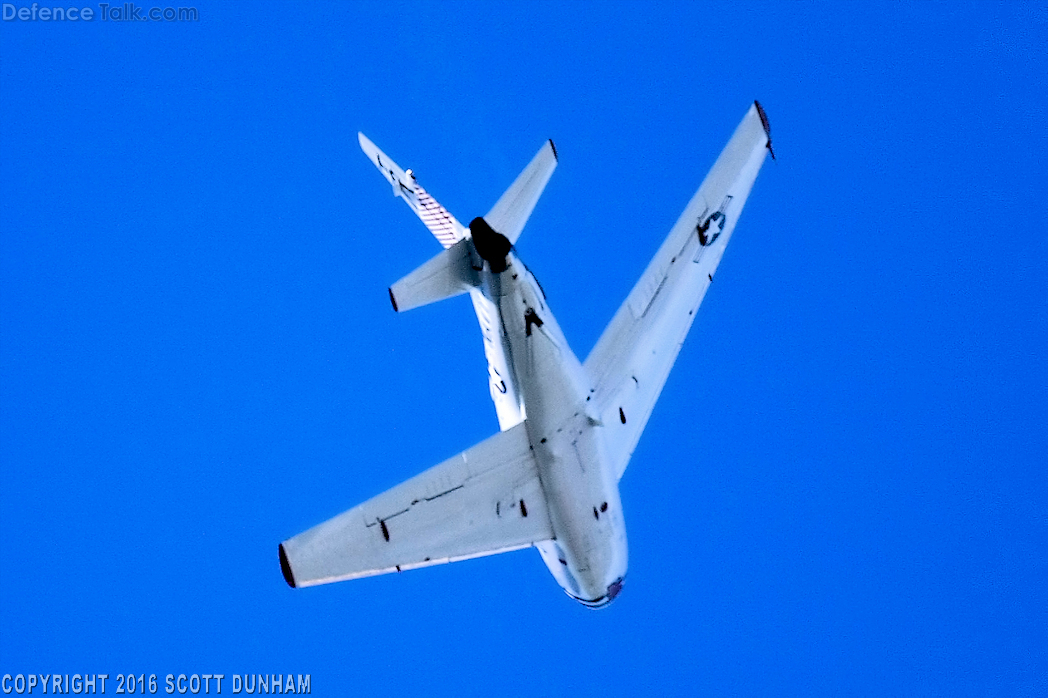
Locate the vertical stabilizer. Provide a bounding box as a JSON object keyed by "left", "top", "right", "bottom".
{"left": 358, "top": 132, "right": 469, "bottom": 248}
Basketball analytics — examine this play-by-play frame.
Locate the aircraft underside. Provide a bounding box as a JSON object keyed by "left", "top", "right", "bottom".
{"left": 278, "top": 102, "right": 773, "bottom": 607}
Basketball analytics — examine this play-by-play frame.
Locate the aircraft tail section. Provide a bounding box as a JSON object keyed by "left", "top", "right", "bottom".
{"left": 389, "top": 238, "right": 480, "bottom": 313}
{"left": 359, "top": 133, "right": 552, "bottom": 433}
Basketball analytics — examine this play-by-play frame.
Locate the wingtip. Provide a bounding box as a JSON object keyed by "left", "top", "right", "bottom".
{"left": 357, "top": 131, "right": 372, "bottom": 154}
{"left": 388, "top": 287, "right": 399, "bottom": 312}
{"left": 753, "top": 100, "right": 775, "bottom": 160}
{"left": 548, "top": 139, "right": 558, "bottom": 161}
{"left": 279, "top": 543, "right": 297, "bottom": 588}
{"left": 754, "top": 101, "right": 771, "bottom": 136}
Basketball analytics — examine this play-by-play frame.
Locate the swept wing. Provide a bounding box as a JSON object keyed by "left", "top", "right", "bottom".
{"left": 585, "top": 101, "right": 773, "bottom": 479}
{"left": 279, "top": 422, "right": 553, "bottom": 587}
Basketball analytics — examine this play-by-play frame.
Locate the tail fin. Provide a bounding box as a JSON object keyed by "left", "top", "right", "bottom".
{"left": 483, "top": 139, "right": 558, "bottom": 244}
{"left": 358, "top": 132, "right": 469, "bottom": 249}
{"left": 388, "top": 238, "right": 479, "bottom": 313}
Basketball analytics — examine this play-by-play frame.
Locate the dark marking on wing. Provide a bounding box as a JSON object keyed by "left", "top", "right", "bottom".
{"left": 524, "top": 308, "right": 544, "bottom": 337}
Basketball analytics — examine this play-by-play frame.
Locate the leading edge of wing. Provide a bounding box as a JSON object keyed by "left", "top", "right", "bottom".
{"left": 584, "top": 102, "right": 773, "bottom": 480}
{"left": 279, "top": 421, "right": 553, "bottom": 588}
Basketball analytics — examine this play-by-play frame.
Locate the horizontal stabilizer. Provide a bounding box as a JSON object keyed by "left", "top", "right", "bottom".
{"left": 389, "top": 238, "right": 479, "bottom": 312}
{"left": 484, "top": 140, "right": 558, "bottom": 244}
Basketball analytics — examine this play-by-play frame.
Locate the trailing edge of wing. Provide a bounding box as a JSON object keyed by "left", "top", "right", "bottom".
{"left": 279, "top": 422, "right": 553, "bottom": 587}
{"left": 585, "top": 102, "right": 772, "bottom": 480}
{"left": 484, "top": 139, "right": 558, "bottom": 244}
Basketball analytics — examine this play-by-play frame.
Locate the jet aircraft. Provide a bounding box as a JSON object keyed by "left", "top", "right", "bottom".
{"left": 279, "top": 102, "right": 774, "bottom": 607}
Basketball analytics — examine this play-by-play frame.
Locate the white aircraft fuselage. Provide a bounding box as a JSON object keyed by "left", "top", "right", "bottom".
{"left": 483, "top": 252, "right": 627, "bottom": 607}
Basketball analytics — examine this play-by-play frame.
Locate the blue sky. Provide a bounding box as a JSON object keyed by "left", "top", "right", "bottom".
{"left": 1, "top": 2, "right": 1045, "bottom": 695}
